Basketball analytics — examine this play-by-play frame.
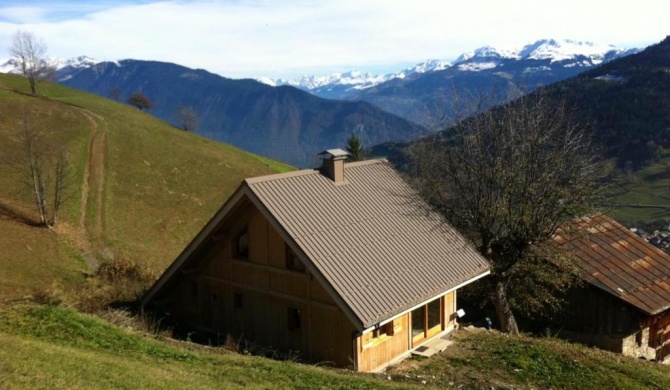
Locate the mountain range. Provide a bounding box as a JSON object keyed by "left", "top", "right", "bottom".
{"left": 0, "top": 38, "right": 642, "bottom": 166}
{"left": 52, "top": 60, "right": 424, "bottom": 167}
{"left": 329, "top": 39, "right": 639, "bottom": 124}
{"left": 376, "top": 36, "right": 670, "bottom": 173}
{"left": 262, "top": 39, "right": 638, "bottom": 102}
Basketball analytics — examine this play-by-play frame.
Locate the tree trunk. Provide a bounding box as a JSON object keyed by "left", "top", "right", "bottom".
{"left": 29, "top": 76, "right": 36, "bottom": 95}
{"left": 51, "top": 152, "right": 66, "bottom": 227}
{"left": 493, "top": 280, "right": 519, "bottom": 334}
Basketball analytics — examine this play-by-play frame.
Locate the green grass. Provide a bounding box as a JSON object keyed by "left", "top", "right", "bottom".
{"left": 3, "top": 304, "right": 670, "bottom": 389}
{"left": 0, "top": 303, "right": 411, "bottom": 390}
{"left": 389, "top": 330, "right": 670, "bottom": 389}
{"left": 608, "top": 150, "right": 670, "bottom": 226}
{"left": 0, "top": 74, "right": 292, "bottom": 299}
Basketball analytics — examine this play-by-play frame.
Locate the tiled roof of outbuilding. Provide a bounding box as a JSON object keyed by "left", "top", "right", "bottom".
{"left": 554, "top": 214, "right": 670, "bottom": 316}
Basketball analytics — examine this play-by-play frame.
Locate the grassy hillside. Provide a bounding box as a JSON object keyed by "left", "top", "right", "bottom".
{"left": 609, "top": 151, "right": 670, "bottom": 226}
{"left": 0, "top": 303, "right": 408, "bottom": 390}
{"left": 2, "top": 302, "right": 669, "bottom": 389}
{"left": 0, "top": 74, "right": 290, "bottom": 299}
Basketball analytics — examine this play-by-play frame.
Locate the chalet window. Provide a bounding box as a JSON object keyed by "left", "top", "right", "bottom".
{"left": 374, "top": 321, "right": 395, "bottom": 338}
{"left": 288, "top": 307, "right": 301, "bottom": 331}
{"left": 362, "top": 320, "right": 398, "bottom": 349}
{"left": 234, "top": 229, "right": 249, "bottom": 259}
{"left": 286, "top": 245, "right": 305, "bottom": 272}
{"left": 233, "top": 293, "right": 243, "bottom": 309}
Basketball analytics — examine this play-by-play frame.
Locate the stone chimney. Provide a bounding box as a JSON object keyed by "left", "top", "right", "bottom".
{"left": 319, "top": 149, "right": 349, "bottom": 184}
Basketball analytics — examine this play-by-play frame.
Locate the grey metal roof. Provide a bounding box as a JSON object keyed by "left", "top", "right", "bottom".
{"left": 554, "top": 214, "right": 670, "bottom": 316}
{"left": 246, "top": 159, "right": 490, "bottom": 328}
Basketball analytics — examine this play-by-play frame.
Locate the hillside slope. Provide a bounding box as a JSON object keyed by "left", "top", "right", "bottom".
{"left": 0, "top": 73, "right": 289, "bottom": 299}
{"left": 57, "top": 60, "right": 425, "bottom": 167}
{"left": 374, "top": 37, "right": 670, "bottom": 226}
{"left": 2, "top": 303, "right": 670, "bottom": 389}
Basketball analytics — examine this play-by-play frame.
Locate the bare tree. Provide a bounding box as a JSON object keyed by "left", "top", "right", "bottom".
{"left": 6, "top": 109, "right": 70, "bottom": 227}
{"left": 9, "top": 30, "right": 53, "bottom": 95}
{"left": 177, "top": 105, "right": 199, "bottom": 131}
{"left": 408, "top": 91, "right": 602, "bottom": 334}
{"left": 127, "top": 92, "right": 154, "bottom": 111}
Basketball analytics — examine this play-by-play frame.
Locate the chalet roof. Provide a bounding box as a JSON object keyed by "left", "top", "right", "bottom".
{"left": 554, "top": 214, "right": 670, "bottom": 316}
{"left": 142, "top": 159, "right": 490, "bottom": 330}
{"left": 245, "top": 159, "right": 490, "bottom": 329}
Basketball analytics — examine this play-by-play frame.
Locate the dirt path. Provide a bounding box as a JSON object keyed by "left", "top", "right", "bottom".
{"left": 75, "top": 109, "right": 108, "bottom": 271}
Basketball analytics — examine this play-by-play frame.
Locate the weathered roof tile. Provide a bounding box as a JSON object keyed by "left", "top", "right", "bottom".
{"left": 554, "top": 214, "right": 670, "bottom": 315}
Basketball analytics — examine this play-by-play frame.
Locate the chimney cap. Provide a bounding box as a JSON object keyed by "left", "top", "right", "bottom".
{"left": 318, "top": 148, "right": 349, "bottom": 160}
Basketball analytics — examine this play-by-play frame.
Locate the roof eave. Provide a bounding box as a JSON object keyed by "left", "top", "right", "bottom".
{"left": 360, "top": 267, "right": 491, "bottom": 331}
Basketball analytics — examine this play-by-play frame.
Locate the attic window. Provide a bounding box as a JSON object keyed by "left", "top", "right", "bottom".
{"left": 286, "top": 245, "right": 305, "bottom": 272}
{"left": 234, "top": 229, "right": 249, "bottom": 259}
{"left": 190, "top": 280, "right": 198, "bottom": 297}
{"left": 233, "top": 293, "right": 243, "bottom": 309}
{"left": 288, "top": 307, "right": 301, "bottom": 331}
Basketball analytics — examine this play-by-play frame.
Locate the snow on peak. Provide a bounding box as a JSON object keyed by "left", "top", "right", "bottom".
{"left": 451, "top": 39, "right": 637, "bottom": 71}
{"left": 51, "top": 55, "right": 98, "bottom": 69}
{"left": 258, "top": 38, "right": 637, "bottom": 91}
{"left": 401, "top": 59, "right": 451, "bottom": 76}
{"left": 262, "top": 60, "right": 451, "bottom": 92}
{"left": 0, "top": 55, "right": 99, "bottom": 74}
{"left": 517, "top": 39, "right": 621, "bottom": 64}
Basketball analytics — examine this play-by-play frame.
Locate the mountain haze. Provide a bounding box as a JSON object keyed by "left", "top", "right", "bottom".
{"left": 56, "top": 60, "right": 424, "bottom": 167}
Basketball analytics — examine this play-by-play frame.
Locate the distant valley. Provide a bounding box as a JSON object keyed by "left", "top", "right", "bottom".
{"left": 53, "top": 60, "right": 424, "bottom": 168}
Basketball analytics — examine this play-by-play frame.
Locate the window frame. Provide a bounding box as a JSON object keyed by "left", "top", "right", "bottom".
{"left": 234, "top": 228, "right": 249, "bottom": 259}
{"left": 233, "top": 292, "right": 243, "bottom": 309}
{"left": 287, "top": 307, "right": 302, "bottom": 332}
{"left": 285, "top": 244, "right": 305, "bottom": 272}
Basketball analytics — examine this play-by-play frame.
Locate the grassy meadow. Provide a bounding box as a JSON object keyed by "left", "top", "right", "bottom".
{"left": 608, "top": 151, "right": 670, "bottom": 227}
{"left": 0, "top": 73, "right": 290, "bottom": 299}
{"left": 2, "top": 303, "right": 669, "bottom": 389}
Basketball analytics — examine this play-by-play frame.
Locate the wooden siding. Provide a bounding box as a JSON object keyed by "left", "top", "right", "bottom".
{"left": 559, "top": 285, "right": 641, "bottom": 335}
{"left": 156, "top": 199, "right": 467, "bottom": 370}
{"left": 160, "top": 204, "right": 354, "bottom": 367}
{"left": 356, "top": 315, "right": 410, "bottom": 372}
{"left": 444, "top": 291, "right": 457, "bottom": 331}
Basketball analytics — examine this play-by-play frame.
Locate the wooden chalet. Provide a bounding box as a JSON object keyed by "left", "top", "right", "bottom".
{"left": 142, "top": 150, "right": 490, "bottom": 372}
{"left": 553, "top": 214, "right": 670, "bottom": 362}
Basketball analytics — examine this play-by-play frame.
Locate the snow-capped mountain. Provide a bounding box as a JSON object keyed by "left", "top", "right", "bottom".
{"left": 262, "top": 60, "right": 451, "bottom": 97}
{"left": 265, "top": 70, "right": 395, "bottom": 90}
{"left": 0, "top": 55, "right": 98, "bottom": 75}
{"left": 262, "top": 39, "right": 639, "bottom": 99}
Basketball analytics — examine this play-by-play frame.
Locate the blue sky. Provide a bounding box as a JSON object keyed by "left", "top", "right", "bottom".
{"left": 0, "top": 1, "right": 667, "bottom": 79}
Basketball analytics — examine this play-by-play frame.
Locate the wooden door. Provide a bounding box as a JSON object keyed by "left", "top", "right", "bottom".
{"left": 411, "top": 297, "right": 443, "bottom": 346}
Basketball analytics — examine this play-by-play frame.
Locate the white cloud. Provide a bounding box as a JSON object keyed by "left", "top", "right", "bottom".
{"left": 0, "top": 0, "right": 667, "bottom": 78}
{"left": 0, "top": 6, "right": 48, "bottom": 23}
